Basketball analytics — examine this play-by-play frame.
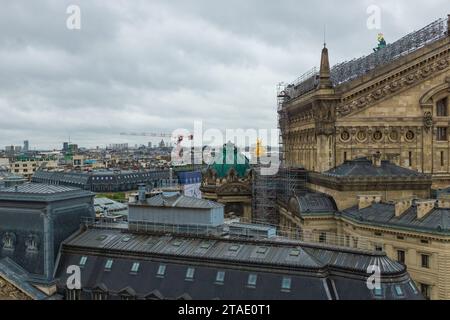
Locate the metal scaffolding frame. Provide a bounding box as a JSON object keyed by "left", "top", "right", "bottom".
{"left": 282, "top": 17, "right": 448, "bottom": 101}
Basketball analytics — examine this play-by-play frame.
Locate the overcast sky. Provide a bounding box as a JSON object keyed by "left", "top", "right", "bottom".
{"left": 0, "top": 0, "right": 447, "bottom": 149}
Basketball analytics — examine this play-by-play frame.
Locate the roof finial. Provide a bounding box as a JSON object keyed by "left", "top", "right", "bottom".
{"left": 323, "top": 24, "right": 327, "bottom": 48}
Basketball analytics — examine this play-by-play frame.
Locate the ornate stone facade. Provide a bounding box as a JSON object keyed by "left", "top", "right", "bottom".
{"left": 280, "top": 17, "right": 450, "bottom": 188}
{"left": 0, "top": 276, "right": 31, "bottom": 300}
{"left": 201, "top": 144, "right": 253, "bottom": 221}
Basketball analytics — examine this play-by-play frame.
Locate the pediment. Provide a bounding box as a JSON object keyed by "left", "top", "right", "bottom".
{"left": 337, "top": 49, "right": 450, "bottom": 118}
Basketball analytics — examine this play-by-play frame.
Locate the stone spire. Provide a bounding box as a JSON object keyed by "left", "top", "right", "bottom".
{"left": 319, "top": 44, "right": 333, "bottom": 89}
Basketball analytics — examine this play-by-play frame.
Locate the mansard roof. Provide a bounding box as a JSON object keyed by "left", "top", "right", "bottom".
{"left": 341, "top": 201, "right": 450, "bottom": 236}
{"left": 0, "top": 183, "right": 94, "bottom": 202}
{"left": 54, "top": 227, "right": 422, "bottom": 300}
{"left": 324, "top": 157, "right": 430, "bottom": 179}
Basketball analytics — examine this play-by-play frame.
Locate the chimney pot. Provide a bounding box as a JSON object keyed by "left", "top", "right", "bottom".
{"left": 395, "top": 199, "right": 413, "bottom": 217}
{"left": 358, "top": 195, "right": 382, "bottom": 210}
{"left": 416, "top": 200, "right": 436, "bottom": 219}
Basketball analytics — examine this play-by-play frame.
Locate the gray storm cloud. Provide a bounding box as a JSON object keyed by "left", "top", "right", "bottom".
{"left": 0, "top": 0, "right": 447, "bottom": 149}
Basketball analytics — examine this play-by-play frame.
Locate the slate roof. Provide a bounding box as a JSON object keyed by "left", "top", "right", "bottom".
{"left": 0, "top": 183, "right": 94, "bottom": 202}
{"left": 341, "top": 202, "right": 450, "bottom": 235}
{"left": 136, "top": 192, "right": 224, "bottom": 209}
{"left": 54, "top": 227, "right": 422, "bottom": 300}
{"left": 324, "top": 158, "right": 430, "bottom": 178}
{"left": 297, "top": 193, "right": 337, "bottom": 214}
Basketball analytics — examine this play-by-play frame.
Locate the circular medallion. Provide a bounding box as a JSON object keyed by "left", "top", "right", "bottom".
{"left": 389, "top": 130, "right": 399, "bottom": 142}
{"left": 405, "top": 130, "right": 415, "bottom": 141}
{"left": 373, "top": 131, "right": 383, "bottom": 141}
{"left": 356, "top": 130, "right": 367, "bottom": 142}
{"left": 341, "top": 131, "right": 350, "bottom": 142}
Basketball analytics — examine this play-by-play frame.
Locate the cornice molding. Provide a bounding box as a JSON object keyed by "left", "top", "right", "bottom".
{"left": 337, "top": 48, "right": 450, "bottom": 118}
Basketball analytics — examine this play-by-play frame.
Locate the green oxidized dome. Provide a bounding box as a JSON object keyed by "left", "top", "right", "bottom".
{"left": 208, "top": 143, "right": 250, "bottom": 179}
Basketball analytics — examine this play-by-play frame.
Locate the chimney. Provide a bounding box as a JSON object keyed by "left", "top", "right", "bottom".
{"left": 416, "top": 200, "right": 436, "bottom": 219}
{"left": 395, "top": 199, "right": 413, "bottom": 217}
{"left": 358, "top": 195, "right": 382, "bottom": 210}
{"left": 437, "top": 198, "right": 450, "bottom": 209}
{"left": 319, "top": 45, "right": 333, "bottom": 89}
{"left": 138, "top": 184, "right": 146, "bottom": 203}
{"left": 372, "top": 152, "right": 382, "bottom": 167}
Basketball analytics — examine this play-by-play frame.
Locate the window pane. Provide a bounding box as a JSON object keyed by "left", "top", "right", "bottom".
{"left": 131, "top": 262, "right": 140, "bottom": 273}
{"left": 248, "top": 274, "right": 257, "bottom": 286}
{"left": 105, "top": 259, "right": 113, "bottom": 270}
{"left": 395, "top": 285, "right": 404, "bottom": 296}
{"left": 79, "top": 256, "right": 87, "bottom": 266}
{"left": 157, "top": 264, "right": 166, "bottom": 276}
{"left": 216, "top": 271, "right": 225, "bottom": 283}
{"left": 281, "top": 277, "right": 292, "bottom": 290}
{"left": 186, "top": 267, "right": 195, "bottom": 279}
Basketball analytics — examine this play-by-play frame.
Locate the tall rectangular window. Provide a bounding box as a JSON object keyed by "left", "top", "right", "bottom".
{"left": 397, "top": 250, "right": 406, "bottom": 264}
{"left": 421, "top": 254, "right": 430, "bottom": 269}
{"left": 408, "top": 152, "right": 413, "bottom": 167}
{"left": 437, "top": 127, "right": 448, "bottom": 141}
{"left": 437, "top": 98, "right": 448, "bottom": 116}
{"left": 420, "top": 283, "right": 431, "bottom": 300}
{"left": 343, "top": 152, "right": 347, "bottom": 161}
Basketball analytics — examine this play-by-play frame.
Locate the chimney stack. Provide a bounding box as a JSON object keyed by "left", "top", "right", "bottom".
{"left": 437, "top": 198, "right": 450, "bottom": 209}
{"left": 358, "top": 195, "right": 382, "bottom": 210}
{"left": 372, "top": 152, "right": 382, "bottom": 168}
{"left": 395, "top": 199, "right": 413, "bottom": 217}
{"left": 416, "top": 200, "right": 436, "bottom": 219}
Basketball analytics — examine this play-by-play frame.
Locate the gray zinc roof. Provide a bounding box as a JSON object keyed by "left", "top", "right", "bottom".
{"left": 324, "top": 158, "right": 431, "bottom": 179}
{"left": 0, "top": 183, "right": 94, "bottom": 202}
{"left": 140, "top": 193, "right": 224, "bottom": 209}
{"left": 341, "top": 202, "right": 450, "bottom": 235}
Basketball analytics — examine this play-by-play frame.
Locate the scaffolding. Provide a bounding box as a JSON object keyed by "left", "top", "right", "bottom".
{"left": 283, "top": 17, "right": 448, "bottom": 100}
{"left": 330, "top": 17, "right": 447, "bottom": 86}
{"left": 277, "top": 82, "right": 288, "bottom": 167}
{"left": 252, "top": 165, "right": 278, "bottom": 225}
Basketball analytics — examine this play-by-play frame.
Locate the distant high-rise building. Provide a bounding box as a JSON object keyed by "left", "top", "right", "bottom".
{"left": 63, "top": 142, "right": 69, "bottom": 152}
{"left": 23, "top": 140, "right": 29, "bottom": 152}
{"left": 148, "top": 142, "right": 152, "bottom": 149}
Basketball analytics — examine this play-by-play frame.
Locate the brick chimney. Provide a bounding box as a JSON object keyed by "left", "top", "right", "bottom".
{"left": 416, "top": 200, "right": 436, "bottom": 219}
{"left": 395, "top": 199, "right": 413, "bottom": 217}
{"left": 358, "top": 195, "right": 382, "bottom": 210}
